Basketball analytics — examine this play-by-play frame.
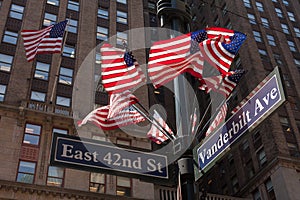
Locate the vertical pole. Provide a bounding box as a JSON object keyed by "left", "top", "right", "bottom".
{"left": 156, "top": 0, "right": 195, "bottom": 199}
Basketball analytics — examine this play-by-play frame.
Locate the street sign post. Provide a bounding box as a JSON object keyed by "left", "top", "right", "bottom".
{"left": 193, "top": 67, "right": 286, "bottom": 181}
{"left": 50, "top": 133, "right": 169, "bottom": 180}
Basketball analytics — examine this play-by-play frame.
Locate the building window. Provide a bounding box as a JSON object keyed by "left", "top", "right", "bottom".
{"left": 47, "top": 166, "right": 64, "bottom": 187}
{"left": 294, "top": 27, "right": 300, "bottom": 37}
{"left": 214, "top": 17, "right": 220, "bottom": 26}
{"left": 281, "top": 23, "right": 290, "bottom": 34}
{"left": 148, "top": 2, "right": 156, "bottom": 10}
{"left": 90, "top": 173, "right": 105, "bottom": 193}
{"left": 253, "top": 31, "right": 262, "bottom": 42}
{"left": 231, "top": 175, "right": 239, "bottom": 193}
{"left": 261, "top": 17, "right": 269, "bottom": 28}
{"left": 0, "top": 54, "right": 13, "bottom": 72}
{"left": 3, "top": 30, "right": 18, "bottom": 44}
{"left": 0, "top": 84, "right": 7, "bottom": 102}
{"left": 97, "top": 26, "right": 108, "bottom": 41}
{"left": 258, "top": 49, "right": 267, "bottom": 56}
{"left": 275, "top": 8, "right": 283, "bottom": 18}
{"left": 248, "top": 13, "right": 256, "bottom": 24}
{"left": 243, "top": 0, "right": 251, "bottom": 8}
{"left": 34, "top": 62, "right": 50, "bottom": 80}
{"left": 67, "top": 0, "right": 79, "bottom": 11}
{"left": 257, "top": 148, "right": 267, "bottom": 167}
{"left": 47, "top": 0, "right": 59, "bottom": 6}
{"left": 252, "top": 188, "right": 261, "bottom": 200}
{"left": 16, "top": 161, "right": 36, "bottom": 184}
{"left": 9, "top": 4, "right": 24, "bottom": 20}
{"left": 63, "top": 45, "right": 75, "bottom": 58}
{"left": 116, "top": 31, "right": 127, "bottom": 46}
{"left": 282, "top": 0, "right": 289, "bottom": 6}
{"left": 117, "top": 10, "right": 127, "bottom": 24}
{"left": 30, "top": 91, "right": 46, "bottom": 102}
{"left": 265, "top": 178, "right": 276, "bottom": 200}
{"left": 222, "top": 4, "right": 228, "bottom": 16}
{"left": 116, "top": 176, "right": 131, "bottom": 197}
{"left": 23, "top": 123, "right": 42, "bottom": 145}
{"left": 117, "top": 138, "right": 131, "bottom": 146}
{"left": 98, "top": 7, "right": 109, "bottom": 19}
{"left": 59, "top": 67, "right": 73, "bottom": 85}
{"left": 53, "top": 128, "right": 68, "bottom": 135}
{"left": 246, "top": 160, "right": 254, "bottom": 179}
{"left": 43, "top": 12, "right": 57, "bottom": 26}
{"left": 294, "top": 59, "right": 300, "bottom": 72}
{"left": 274, "top": 54, "right": 283, "bottom": 66}
{"left": 95, "top": 52, "right": 101, "bottom": 65}
{"left": 225, "top": 21, "right": 232, "bottom": 29}
{"left": 255, "top": 2, "right": 264, "bottom": 12}
{"left": 280, "top": 117, "right": 292, "bottom": 132}
{"left": 287, "top": 12, "right": 296, "bottom": 22}
{"left": 287, "top": 40, "right": 297, "bottom": 52}
{"left": 117, "top": 0, "right": 127, "bottom": 4}
{"left": 267, "top": 34, "right": 276, "bottom": 46}
{"left": 66, "top": 19, "right": 78, "bottom": 33}
{"left": 56, "top": 96, "right": 71, "bottom": 107}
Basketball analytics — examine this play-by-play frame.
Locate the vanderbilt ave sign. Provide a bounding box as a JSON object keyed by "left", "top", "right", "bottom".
{"left": 194, "top": 67, "right": 286, "bottom": 181}
{"left": 50, "top": 133, "right": 168, "bottom": 179}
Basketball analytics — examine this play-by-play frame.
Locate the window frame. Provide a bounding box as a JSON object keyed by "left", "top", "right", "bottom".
{"left": 98, "top": 7, "right": 109, "bottom": 19}
{"left": 34, "top": 62, "right": 50, "bottom": 81}
{"left": 97, "top": 26, "right": 108, "bottom": 41}
{"left": 266, "top": 34, "right": 276, "bottom": 46}
{"left": 30, "top": 91, "right": 46, "bottom": 102}
{"left": 47, "top": 0, "right": 60, "bottom": 6}
{"left": 0, "top": 53, "right": 13, "bottom": 72}
{"left": 23, "top": 123, "right": 42, "bottom": 146}
{"left": 66, "top": 18, "right": 78, "bottom": 33}
{"left": 59, "top": 67, "right": 73, "bottom": 85}
{"left": 16, "top": 160, "right": 36, "bottom": 184}
{"left": 47, "top": 166, "right": 64, "bottom": 187}
{"left": 248, "top": 13, "right": 256, "bottom": 24}
{"left": 43, "top": 12, "right": 57, "bottom": 27}
{"left": 281, "top": 23, "right": 290, "bottom": 34}
{"left": 67, "top": 0, "right": 80, "bottom": 11}
{"left": 287, "top": 40, "right": 297, "bottom": 52}
{"left": 0, "top": 84, "right": 7, "bottom": 102}
{"left": 56, "top": 95, "right": 71, "bottom": 107}
{"left": 253, "top": 31, "right": 262, "bottom": 42}
{"left": 116, "top": 10, "right": 128, "bottom": 24}
{"left": 9, "top": 4, "right": 24, "bottom": 20}
{"left": 63, "top": 45, "right": 76, "bottom": 58}
{"left": 3, "top": 30, "right": 18, "bottom": 44}
{"left": 116, "top": 176, "right": 131, "bottom": 197}
{"left": 90, "top": 172, "right": 106, "bottom": 193}
{"left": 255, "top": 2, "right": 264, "bottom": 12}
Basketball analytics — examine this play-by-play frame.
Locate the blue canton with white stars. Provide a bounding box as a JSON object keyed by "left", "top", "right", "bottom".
{"left": 124, "top": 51, "right": 136, "bottom": 67}
{"left": 190, "top": 30, "right": 207, "bottom": 54}
{"left": 228, "top": 69, "right": 246, "bottom": 83}
{"left": 222, "top": 31, "right": 247, "bottom": 55}
{"left": 49, "top": 20, "right": 68, "bottom": 38}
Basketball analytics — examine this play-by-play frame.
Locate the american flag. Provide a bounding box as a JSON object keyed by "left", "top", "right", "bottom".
{"left": 199, "top": 69, "right": 246, "bottom": 98}
{"left": 21, "top": 20, "right": 68, "bottom": 62}
{"left": 77, "top": 105, "right": 145, "bottom": 130}
{"left": 107, "top": 90, "right": 139, "bottom": 119}
{"left": 147, "top": 110, "right": 174, "bottom": 144}
{"left": 100, "top": 43, "right": 146, "bottom": 94}
{"left": 205, "top": 103, "right": 228, "bottom": 136}
{"left": 205, "top": 27, "right": 235, "bottom": 41}
{"left": 147, "top": 28, "right": 246, "bottom": 88}
{"left": 199, "top": 31, "right": 247, "bottom": 75}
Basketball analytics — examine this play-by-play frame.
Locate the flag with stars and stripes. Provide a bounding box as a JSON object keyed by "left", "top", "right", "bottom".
{"left": 100, "top": 43, "right": 146, "bottom": 94}
{"left": 21, "top": 20, "right": 68, "bottom": 62}
{"left": 147, "top": 27, "right": 246, "bottom": 88}
{"left": 77, "top": 105, "right": 145, "bottom": 131}
{"left": 199, "top": 31, "right": 247, "bottom": 75}
{"left": 199, "top": 69, "right": 246, "bottom": 98}
{"left": 107, "top": 90, "right": 139, "bottom": 119}
{"left": 147, "top": 110, "right": 174, "bottom": 144}
{"left": 205, "top": 102, "right": 228, "bottom": 136}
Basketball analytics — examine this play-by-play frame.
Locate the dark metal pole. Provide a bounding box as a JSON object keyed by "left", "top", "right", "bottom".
{"left": 156, "top": 1, "right": 195, "bottom": 199}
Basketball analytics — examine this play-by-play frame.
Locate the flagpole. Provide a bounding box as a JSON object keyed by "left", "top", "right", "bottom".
{"left": 50, "top": 17, "right": 71, "bottom": 104}
{"left": 131, "top": 104, "right": 175, "bottom": 141}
